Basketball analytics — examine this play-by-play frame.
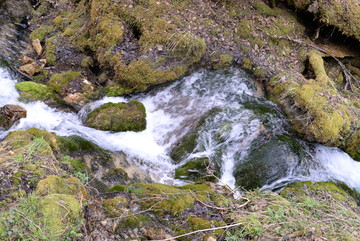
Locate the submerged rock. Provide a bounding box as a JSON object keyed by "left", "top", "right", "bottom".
{"left": 234, "top": 135, "right": 305, "bottom": 190}
{"left": 0, "top": 104, "right": 27, "bottom": 130}
{"left": 86, "top": 100, "right": 146, "bottom": 132}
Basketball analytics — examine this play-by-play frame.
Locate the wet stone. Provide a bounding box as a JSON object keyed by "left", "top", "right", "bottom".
{"left": 0, "top": 104, "right": 27, "bottom": 130}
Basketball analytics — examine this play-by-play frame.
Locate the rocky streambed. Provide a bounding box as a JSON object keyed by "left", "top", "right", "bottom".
{"left": 0, "top": 0, "right": 359, "bottom": 240}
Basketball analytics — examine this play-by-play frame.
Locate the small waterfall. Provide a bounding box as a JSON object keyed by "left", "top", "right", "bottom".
{"left": 0, "top": 67, "right": 359, "bottom": 191}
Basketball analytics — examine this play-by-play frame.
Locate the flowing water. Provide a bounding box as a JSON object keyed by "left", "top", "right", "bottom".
{"left": 1, "top": 66, "right": 359, "bottom": 192}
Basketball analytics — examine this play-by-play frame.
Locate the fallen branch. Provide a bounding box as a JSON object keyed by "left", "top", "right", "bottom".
{"left": 271, "top": 35, "right": 356, "bottom": 91}
{"left": 152, "top": 222, "right": 244, "bottom": 241}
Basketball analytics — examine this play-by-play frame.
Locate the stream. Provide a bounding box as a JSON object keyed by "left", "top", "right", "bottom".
{"left": 1, "top": 66, "right": 359, "bottom": 192}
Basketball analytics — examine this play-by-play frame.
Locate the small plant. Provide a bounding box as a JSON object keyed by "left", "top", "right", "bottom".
{"left": 75, "top": 171, "right": 89, "bottom": 183}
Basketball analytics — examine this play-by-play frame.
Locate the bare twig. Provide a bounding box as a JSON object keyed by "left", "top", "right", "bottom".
{"left": 151, "top": 222, "right": 244, "bottom": 241}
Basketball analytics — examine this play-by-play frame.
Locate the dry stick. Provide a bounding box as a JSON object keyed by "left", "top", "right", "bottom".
{"left": 151, "top": 222, "right": 244, "bottom": 241}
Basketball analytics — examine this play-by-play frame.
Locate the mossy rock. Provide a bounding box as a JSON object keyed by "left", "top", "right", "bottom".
{"left": 234, "top": 135, "right": 305, "bottom": 190}
{"left": 114, "top": 58, "right": 187, "bottom": 92}
{"left": 175, "top": 157, "right": 219, "bottom": 182}
{"left": 15, "top": 81, "right": 58, "bottom": 103}
{"left": 30, "top": 25, "right": 54, "bottom": 41}
{"left": 86, "top": 100, "right": 146, "bottom": 132}
{"left": 36, "top": 175, "right": 87, "bottom": 198}
{"left": 268, "top": 73, "right": 353, "bottom": 146}
{"left": 47, "top": 70, "right": 82, "bottom": 95}
{"left": 39, "top": 194, "right": 82, "bottom": 238}
{"left": 344, "top": 130, "right": 360, "bottom": 161}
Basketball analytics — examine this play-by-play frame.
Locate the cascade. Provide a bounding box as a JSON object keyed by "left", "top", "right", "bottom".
{"left": 1, "top": 66, "right": 359, "bottom": 191}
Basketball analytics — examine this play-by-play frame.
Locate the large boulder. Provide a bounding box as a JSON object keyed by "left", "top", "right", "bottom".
{"left": 234, "top": 135, "right": 305, "bottom": 190}
{"left": 86, "top": 100, "right": 146, "bottom": 132}
{"left": 0, "top": 104, "right": 27, "bottom": 130}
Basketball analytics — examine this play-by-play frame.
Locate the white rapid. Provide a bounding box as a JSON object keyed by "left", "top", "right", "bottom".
{"left": 0, "top": 67, "right": 359, "bottom": 191}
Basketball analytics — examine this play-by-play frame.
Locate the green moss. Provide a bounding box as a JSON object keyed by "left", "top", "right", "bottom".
{"left": 80, "top": 56, "right": 93, "bottom": 68}
{"left": 253, "top": 0, "right": 278, "bottom": 16}
{"left": 128, "top": 183, "right": 201, "bottom": 215}
{"left": 15, "top": 81, "right": 56, "bottom": 103}
{"left": 52, "top": 16, "right": 64, "bottom": 28}
{"left": 104, "top": 84, "right": 135, "bottom": 97}
{"left": 167, "top": 33, "right": 206, "bottom": 64}
{"left": 308, "top": 50, "right": 330, "bottom": 83}
{"left": 269, "top": 73, "right": 353, "bottom": 145}
{"left": 90, "top": 13, "right": 124, "bottom": 50}
{"left": 0, "top": 193, "right": 82, "bottom": 240}
{"left": 109, "top": 185, "right": 128, "bottom": 192}
{"left": 48, "top": 71, "right": 82, "bottom": 94}
{"left": 234, "top": 135, "right": 305, "bottom": 189}
{"left": 344, "top": 130, "right": 360, "bottom": 161}
{"left": 36, "top": 175, "right": 84, "bottom": 196}
{"left": 30, "top": 25, "right": 54, "bottom": 41}
{"left": 86, "top": 100, "right": 146, "bottom": 132}
{"left": 211, "top": 53, "right": 233, "bottom": 70}
{"left": 253, "top": 67, "right": 268, "bottom": 78}
{"left": 32, "top": 69, "right": 50, "bottom": 82}
{"left": 179, "top": 183, "right": 215, "bottom": 193}
{"left": 103, "top": 196, "right": 128, "bottom": 218}
{"left": 61, "top": 156, "right": 88, "bottom": 172}
{"left": 45, "top": 36, "right": 58, "bottom": 65}
{"left": 242, "top": 57, "right": 253, "bottom": 70}
{"left": 175, "top": 157, "right": 218, "bottom": 182}
{"left": 39, "top": 194, "right": 82, "bottom": 238}
{"left": 281, "top": 181, "right": 356, "bottom": 206}
{"left": 116, "top": 215, "right": 149, "bottom": 229}
{"left": 114, "top": 58, "right": 186, "bottom": 92}
{"left": 187, "top": 216, "right": 211, "bottom": 230}
{"left": 236, "top": 20, "right": 254, "bottom": 39}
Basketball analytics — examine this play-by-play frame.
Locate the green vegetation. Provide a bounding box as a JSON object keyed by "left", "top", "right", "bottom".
{"left": 15, "top": 81, "right": 57, "bottom": 103}
{"left": 45, "top": 36, "right": 58, "bottom": 65}
{"left": 269, "top": 72, "right": 353, "bottom": 146}
{"left": 29, "top": 25, "right": 54, "bottom": 41}
{"left": 86, "top": 100, "right": 147, "bottom": 132}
